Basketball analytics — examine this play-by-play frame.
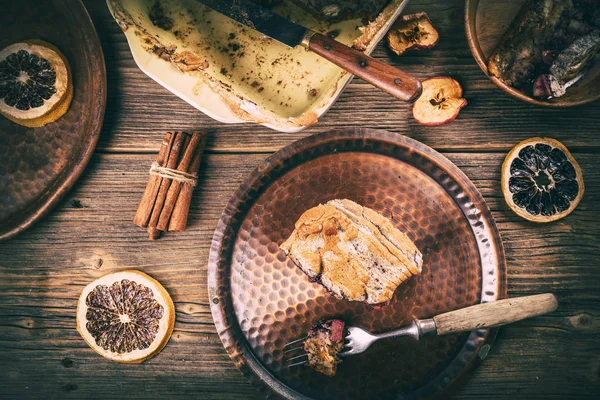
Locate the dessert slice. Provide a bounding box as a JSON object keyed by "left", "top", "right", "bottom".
{"left": 304, "top": 319, "right": 345, "bottom": 376}
{"left": 280, "top": 199, "right": 422, "bottom": 304}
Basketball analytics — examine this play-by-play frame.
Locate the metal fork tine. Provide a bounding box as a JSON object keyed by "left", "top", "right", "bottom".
{"left": 338, "top": 350, "right": 352, "bottom": 358}
{"left": 284, "top": 336, "right": 307, "bottom": 348}
{"left": 284, "top": 345, "right": 305, "bottom": 354}
{"left": 287, "top": 360, "right": 308, "bottom": 368}
{"left": 285, "top": 353, "right": 308, "bottom": 363}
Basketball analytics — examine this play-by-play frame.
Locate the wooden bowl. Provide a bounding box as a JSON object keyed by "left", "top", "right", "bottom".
{"left": 465, "top": 0, "right": 600, "bottom": 107}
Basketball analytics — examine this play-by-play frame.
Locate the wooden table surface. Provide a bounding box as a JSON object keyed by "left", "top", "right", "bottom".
{"left": 1, "top": 1, "right": 599, "bottom": 399}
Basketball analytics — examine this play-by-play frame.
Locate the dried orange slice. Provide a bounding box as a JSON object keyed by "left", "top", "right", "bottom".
{"left": 76, "top": 270, "right": 175, "bottom": 363}
{"left": 501, "top": 138, "right": 584, "bottom": 223}
{"left": 0, "top": 40, "right": 73, "bottom": 127}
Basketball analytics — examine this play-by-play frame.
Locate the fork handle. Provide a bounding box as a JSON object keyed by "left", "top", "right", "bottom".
{"left": 433, "top": 294, "right": 558, "bottom": 335}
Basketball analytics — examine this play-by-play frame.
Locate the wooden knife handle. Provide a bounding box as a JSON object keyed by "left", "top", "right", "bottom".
{"left": 433, "top": 293, "right": 558, "bottom": 335}
{"left": 305, "top": 32, "right": 422, "bottom": 102}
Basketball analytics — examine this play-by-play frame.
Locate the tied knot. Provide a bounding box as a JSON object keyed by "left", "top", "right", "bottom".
{"left": 149, "top": 162, "right": 198, "bottom": 186}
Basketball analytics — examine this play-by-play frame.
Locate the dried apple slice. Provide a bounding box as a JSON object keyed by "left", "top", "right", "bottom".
{"left": 412, "top": 77, "right": 467, "bottom": 126}
{"left": 387, "top": 12, "right": 440, "bottom": 56}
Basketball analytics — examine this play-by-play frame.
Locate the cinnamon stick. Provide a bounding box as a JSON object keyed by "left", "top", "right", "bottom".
{"left": 156, "top": 132, "right": 204, "bottom": 231}
{"left": 147, "top": 226, "right": 161, "bottom": 240}
{"left": 147, "top": 134, "right": 189, "bottom": 240}
{"left": 168, "top": 132, "right": 207, "bottom": 232}
{"left": 147, "top": 132, "right": 186, "bottom": 237}
{"left": 133, "top": 132, "right": 173, "bottom": 227}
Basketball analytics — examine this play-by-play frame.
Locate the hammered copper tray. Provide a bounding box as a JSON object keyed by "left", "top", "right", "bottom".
{"left": 208, "top": 128, "right": 507, "bottom": 399}
{"left": 0, "top": 0, "right": 106, "bottom": 241}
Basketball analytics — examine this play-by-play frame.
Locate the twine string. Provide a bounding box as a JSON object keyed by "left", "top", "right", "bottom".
{"left": 149, "top": 162, "right": 198, "bottom": 186}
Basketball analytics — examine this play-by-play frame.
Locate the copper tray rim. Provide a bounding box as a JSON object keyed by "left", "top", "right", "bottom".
{"left": 208, "top": 128, "right": 508, "bottom": 399}
{"left": 0, "top": 0, "right": 107, "bottom": 242}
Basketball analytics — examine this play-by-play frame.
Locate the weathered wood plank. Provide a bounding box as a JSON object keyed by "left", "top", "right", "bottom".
{"left": 0, "top": 322, "right": 597, "bottom": 399}
{"left": 0, "top": 152, "right": 598, "bottom": 399}
{"left": 1, "top": 0, "right": 599, "bottom": 399}
{"left": 83, "top": 0, "right": 600, "bottom": 153}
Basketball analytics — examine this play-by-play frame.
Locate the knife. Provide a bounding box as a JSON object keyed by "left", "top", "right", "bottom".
{"left": 195, "top": 0, "right": 422, "bottom": 102}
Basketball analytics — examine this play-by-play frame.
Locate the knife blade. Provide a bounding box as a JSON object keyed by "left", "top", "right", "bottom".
{"left": 195, "top": 0, "right": 422, "bottom": 101}
{"left": 196, "top": 0, "right": 307, "bottom": 48}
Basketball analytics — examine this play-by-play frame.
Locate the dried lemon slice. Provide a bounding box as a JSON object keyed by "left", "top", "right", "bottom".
{"left": 76, "top": 270, "right": 175, "bottom": 364}
{"left": 501, "top": 137, "right": 584, "bottom": 223}
{"left": 0, "top": 40, "right": 73, "bottom": 127}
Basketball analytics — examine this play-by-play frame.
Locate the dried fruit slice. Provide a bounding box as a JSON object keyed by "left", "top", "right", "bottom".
{"left": 304, "top": 319, "right": 345, "bottom": 376}
{"left": 387, "top": 12, "right": 439, "bottom": 56}
{"left": 412, "top": 77, "right": 467, "bottom": 126}
{"left": 76, "top": 270, "right": 175, "bottom": 363}
{"left": 0, "top": 40, "right": 72, "bottom": 127}
{"left": 501, "top": 138, "right": 584, "bottom": 223}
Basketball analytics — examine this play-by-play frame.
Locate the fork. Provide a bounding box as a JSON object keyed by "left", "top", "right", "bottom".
{"left": 284, "top": 293, "right": 557, "bottom": 366}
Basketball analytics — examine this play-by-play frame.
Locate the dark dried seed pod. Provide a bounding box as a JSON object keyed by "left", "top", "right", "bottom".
{"left": 535, "top": 143, "right": 551, "bottom": 169}
{"left": 509, "top": 176, "right": 534, "bottom": 193}
{"left": 518, "top": 145, "right": 538, "bottom": 170}
{"left": 552, "top": 161, "right": 576, "bottom": 181}
{"left": 550, "top": 189, "right": 571, "bottom": 212}
{"left": 510, "top": 158, "right": 534, "bottom": 177}
{"left": 526, "top": 191, "right": 543, "bottom": 215}
{"left": 547, "top": 148, "right": 568, "bottom": 173}
{"left": 555, "top": 179, "right": 579, "bottom": 201}
{"left": 0, "top": 62, "right": 18, "bottom": 78}
{"left": 38, "top": 58, "right": 51, "bottom": 69}
{"left": 540, "top": 191, "right": 556, "bottom": 216}
{"left": 6, "top": 52, "right": 20, "bottom": 69}
{"left": 5, "top": 92, "right": 18, "bottom": 106}
{"left": 513, "top": 187, "right": 537, "bottom": 208}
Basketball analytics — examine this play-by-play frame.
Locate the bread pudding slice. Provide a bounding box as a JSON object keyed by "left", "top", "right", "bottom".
{"left": 304, "top": 319, "right": 345, "bottom": 376}
{"left": 280, "top": 199, "right": 422, "bottom": 304}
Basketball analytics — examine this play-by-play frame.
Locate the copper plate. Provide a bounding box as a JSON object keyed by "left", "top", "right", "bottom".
{"left": 209, "top": 128, "right": 507, "bottom": 399}
{"left": 0, "top": 0, "right": 106, "bottom": 241}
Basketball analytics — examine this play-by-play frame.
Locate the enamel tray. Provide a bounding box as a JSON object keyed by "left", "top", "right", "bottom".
{"left": 0, "top": 0, "right": 106, "bottom": 241}
{"left": 107, "top": 0, "right": 410, "bottom": 132}
{"left": 208, "top": 128, "right": 507, "bottom": 399}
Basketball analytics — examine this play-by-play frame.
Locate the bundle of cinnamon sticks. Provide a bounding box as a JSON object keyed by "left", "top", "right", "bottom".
{"left": 134, "top": 131, "right": 207, "bottom": 239}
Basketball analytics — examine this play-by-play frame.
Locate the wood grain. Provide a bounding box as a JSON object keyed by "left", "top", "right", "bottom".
{"left": 434, "top": 294, "right": 558, "bottom": 335}
{"left": 1, "top": 153, "right": 599, "bottom": 399}
{"left": 0, "top": 0, "right": 599, "bottom": 399}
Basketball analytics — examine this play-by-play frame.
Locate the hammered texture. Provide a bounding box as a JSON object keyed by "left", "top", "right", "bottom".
{"left": 209, "top": 129, "right": 506, "bottom": 400}
{"left": 0, "top": 0, "right": 105, "bottom": 240}
{"left": 0, "top": 98, "right": 82, "bottom": 221}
